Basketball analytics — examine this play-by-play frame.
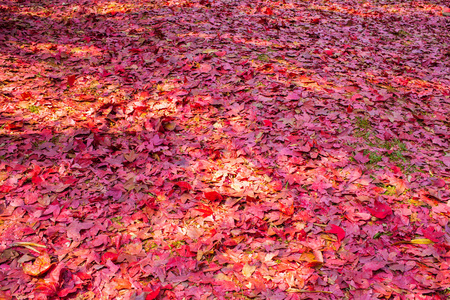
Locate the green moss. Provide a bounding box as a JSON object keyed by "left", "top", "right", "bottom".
{"left": 110, "top": 216, "right": 123, "bottom": 223}
{"left": 28, "top": 105, "right": 40, "bottom": 114}
{"left": 355, "top": 116, "right": 371, "bottom": 129}
{"left": 257, "top": 54, "right": 270, "bottom": 62}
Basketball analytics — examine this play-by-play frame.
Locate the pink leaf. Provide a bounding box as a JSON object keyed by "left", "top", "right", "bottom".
{"left": 443, "top": 7, "right": 450, "bottom": 16}
{"left": 421, "top": 227, "right": 444, "bottom": 242}
{"left": 353, "top": 151, "right": 370, "bottom": 164}
{"left": 66, "top": 221, "right": 94, "bottom": 241}
{"left": 286, "top": 92, "right": 300, "bottom": 101}
{"left": 441, "top": 156, "right": 450, "bottom": 167}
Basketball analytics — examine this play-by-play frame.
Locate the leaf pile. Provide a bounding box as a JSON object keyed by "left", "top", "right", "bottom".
{"left": 1, "top": 0, "right": 450, "bottom": 299}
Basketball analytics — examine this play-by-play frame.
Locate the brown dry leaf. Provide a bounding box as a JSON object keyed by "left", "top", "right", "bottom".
{"left": 0, "top": 249, "right": 19, "bottom": 263}
{"left": 163, "top": 121, "right": 177, "bottom": 131}
{"left": 124, "top": 150, "right": 137, "bottom": 162}
{"left": 242, "top": 263, "right": 256, "bottom": 278}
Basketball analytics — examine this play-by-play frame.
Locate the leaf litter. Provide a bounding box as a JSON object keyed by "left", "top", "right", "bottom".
{"left": 0, "top": 0, "right": 450, "bottom": 299}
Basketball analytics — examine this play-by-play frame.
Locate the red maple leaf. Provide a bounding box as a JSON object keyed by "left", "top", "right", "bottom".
{"left": 146, "top": 287, "right": 160, "bottom": 300}
{"left": 174, "top": 181, "right": 192, "bottom": 191}
{"left": 327, "top": 224, "right": 346, "bottom": 242}
{"left": 101, "top": 252, "right": 118, "bottom": 264}
{"left": 195, "top": 204, "right": 214, "bottom": 218}
{"left": 421, "top": 227, "right": 444, "bottom": 242}
{"left": 263, "top": 120, "right": 273, "bottom": 127}
{"left": 367, "top": 200, "right": 392, "bottom": 219}
{"left": 204, "top": 191, "right": 223, "bottom": 201}
{"left": 67, "top": 75, "right": 76, "bottom": 87}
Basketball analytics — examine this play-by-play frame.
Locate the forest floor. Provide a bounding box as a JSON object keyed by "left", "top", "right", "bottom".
{"left": 1, "top": 0, "right": 450, "bottom": 299}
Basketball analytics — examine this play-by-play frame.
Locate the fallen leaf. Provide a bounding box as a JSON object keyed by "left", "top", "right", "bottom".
{"left": 204, "top": 191, "right": 223, "bottom": 202}
{"left": 174, "top": 181, "right": 192, "bottom": 191}
{"left": 367, "top": 199, "right": 392, "bottom": 219}
{"left": 146, "top": 287, "right": 160, "bottom": 300}
{"left": 242, "top": 263, "right": 256, "bottom": 278}
{"left": 101, "top": 252, "right": 119, "bottom": 264}
{"left": 326, "top": 224, "right": 346, "bottom": 242}
{"left": 67, "top": 75, "right": 76, "bottom": 87}
{"left": 114, "top": 278, "right": 132, "bottom": 290}
{"left": 22, "top": 253, "right": 53, "bottom": 276}
{"left": 393, "top": 238, "right": 434, "bottom": 245}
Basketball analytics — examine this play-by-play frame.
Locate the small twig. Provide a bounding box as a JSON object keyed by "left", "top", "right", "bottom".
{"left": 287, "top": 288, "right": 333, "bottom": 294}
{"left": 9, "top": 242, "right": 46, "bottom": 253}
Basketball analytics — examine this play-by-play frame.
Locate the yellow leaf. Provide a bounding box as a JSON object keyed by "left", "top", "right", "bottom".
{"left": 242, "top": 263, "right": 256, "bottom": 278}
{"left": 287, "top": 288, "right": 333, "bottom": 294}
{"left": 202, "top": 49, "right": 218, "bottom": 54}
{"left": 393, "top": 238, "right": 434, "bottom": 245}
{"left": 410, "top": 238, "right": 434, "bottom": 244}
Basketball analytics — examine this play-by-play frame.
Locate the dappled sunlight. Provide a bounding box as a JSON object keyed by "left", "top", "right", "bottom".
{"left": 309, "top": 0, "right": 444, "bottom": 18}
{"left": 1, "top": 0, "right": 450, "bottom": 298}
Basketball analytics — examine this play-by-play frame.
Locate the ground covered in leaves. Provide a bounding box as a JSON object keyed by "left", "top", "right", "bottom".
{"left": 1, "top": 0, "right": 450, "bottom": 299}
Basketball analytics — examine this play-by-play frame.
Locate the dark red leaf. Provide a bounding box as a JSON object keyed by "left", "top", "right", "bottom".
{"left": 367, "top": 200, "right": 392, "bottom": 219}
{"left": 327, "top": 224, "right": 346, "bottom": 242}
{"left": 204, "top": 191, "right": 223, "bottom": 201}
{"left": 174, "top": 181, "right": 192, "bottom": 191}
{"left": 101, "top": 252, "right": 118, "bottom": 264}
{"left": 67, "top": 75, "right": 76, "bottom": 87}
{"left": 146, "top": 287, "right": 160, "bottom": 300}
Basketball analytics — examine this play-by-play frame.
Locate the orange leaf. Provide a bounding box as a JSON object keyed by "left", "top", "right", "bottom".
{"left": 22, "top": 253, "right": 53, "bottom": 276}
{"left": 114, "top": 278, "right": 132, "bottom": 290}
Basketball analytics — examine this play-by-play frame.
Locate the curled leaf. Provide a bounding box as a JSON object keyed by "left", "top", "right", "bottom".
{"left": 22, "top": 253, "right": 53, "bottom": 276}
